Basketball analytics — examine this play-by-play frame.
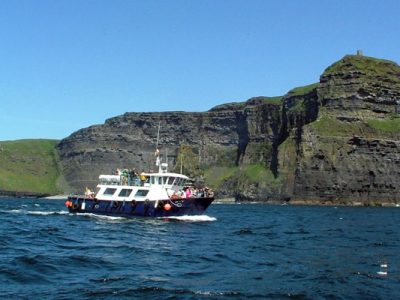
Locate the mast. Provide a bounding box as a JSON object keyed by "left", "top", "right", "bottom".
{"left": 155, "top": 121, "right": 161, "bottom": 171}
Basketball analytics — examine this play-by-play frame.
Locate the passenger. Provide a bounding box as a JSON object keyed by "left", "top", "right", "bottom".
{"left": 85, "top": 187, "right": 95, "bottom": 198}
{"left": 199, "top": 188, "right": 205, "bottom": 197}
{"left": 128, "top": 168, "right": 138, "bottom": 186}
{"left": 185, "top": 187, "right": 192, "bottom": 198}
{"left": 140, "top": 171, "right": 147, "bottom": 186}
{"left": 121, "top": 169, "right": 128, "bottom": 185}
{"left": 84, "top": 187, "right": 90, "bottom": 197}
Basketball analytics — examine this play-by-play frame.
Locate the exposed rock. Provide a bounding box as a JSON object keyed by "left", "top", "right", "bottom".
{"left": 57, "top": 104, "right": 280, "bottom": 193}
{"left": 292, "top": 55, "right": 400, "bottom": 204}
{"left": 57, "top": 54, "right": 400, "bottom": 205}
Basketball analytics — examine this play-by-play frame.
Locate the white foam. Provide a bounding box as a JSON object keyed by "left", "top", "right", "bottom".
{"left": 6, "top": 209, "right": 68, "bottom": 215}
{"left": 377, "top": 271, "right": 388, "bottom": 276}
{"left": 164, "top": 215, "right": 217, "bottom": 222}
{"left": 28, "top": 210, "right": 69, "bottom": 215}
{"left": 76, "top": 212, "right": 127, "bottom": 221}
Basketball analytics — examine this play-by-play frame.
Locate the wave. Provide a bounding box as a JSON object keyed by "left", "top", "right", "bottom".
{"left": 75, "top": 212, "right": 129, "bottom": 222}
{"left": 74, "top": 213, "right": 216, "bottom": 222}
{"left": 163, "top": 215, "right": 217, "bottom": 222}
{"left": 5, "top": 209, "right": 68, "bottom": 216}
{"left": 29, "top": 210, "right": 69, "bottom": 216}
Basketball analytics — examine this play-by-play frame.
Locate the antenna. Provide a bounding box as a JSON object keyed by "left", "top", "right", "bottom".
{"left": 180, "top": 150, "right": 183, "bottom": 174}
{"left": 156, "top": 120, "right": 161, "bottom": 150}
{"left": 155, "top": 121, "right": 161, "bottom": 169}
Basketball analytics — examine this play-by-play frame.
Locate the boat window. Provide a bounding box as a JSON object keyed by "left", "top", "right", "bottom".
{"left": 118, "top": 189, "right": 133, "bottom": 197}
{"left": 167, "top": 177, "right": 175, "bottom": 185}
{"left": 158, "top": 177, "right": 163, "bottom": 185}
{"left": 150, "top": 176, "right": 155, "bottom": 184}
{"left": 103, "top": 188, "right": 117, "bottom": 196}
{"left": 135, "top": 190, "right": 149, "bottom": 197}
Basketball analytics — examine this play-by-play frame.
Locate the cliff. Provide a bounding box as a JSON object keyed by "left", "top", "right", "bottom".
{"left": 291, "top": 55, "right": 400, "bottom": 205}
{"left": 57, "top": 54, "right": 400, "bottom": 205}
{"left": 0, "top": 139, "right": 68, "bottom": 196}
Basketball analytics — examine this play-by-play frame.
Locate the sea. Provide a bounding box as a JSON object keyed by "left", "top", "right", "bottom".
{"left": 0, "top": 198, "right": 399, "bottom": 299}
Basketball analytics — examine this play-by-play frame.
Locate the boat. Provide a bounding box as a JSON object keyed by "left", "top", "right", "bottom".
{"left": 65, "top": 148, "right": 215, "bottom": 218}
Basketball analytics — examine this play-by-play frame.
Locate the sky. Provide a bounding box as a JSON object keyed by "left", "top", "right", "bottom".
{"left": 1, "top": 0, "right": 399, "bottom": 140}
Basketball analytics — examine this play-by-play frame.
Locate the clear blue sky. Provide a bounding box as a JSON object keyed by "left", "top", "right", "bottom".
{"left": 1, "top": 0, "right": 399, "bottom": 140}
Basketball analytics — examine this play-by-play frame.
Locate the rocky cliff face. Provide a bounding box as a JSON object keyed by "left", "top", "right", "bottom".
{"left": 290, "top": 55, "right": 400, "bottom": 204}
{"left": 57, "top": 99, "right": 280, "bottom": 193}
{"left": 57, "top": 54, "right": 400, "bottom": 205}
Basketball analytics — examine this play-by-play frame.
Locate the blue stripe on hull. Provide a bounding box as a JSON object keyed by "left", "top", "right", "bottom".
{"left": 67, "top": 197, "right": 214, "bottom": 218}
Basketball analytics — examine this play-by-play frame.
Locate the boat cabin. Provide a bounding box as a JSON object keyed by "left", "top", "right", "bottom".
{"left": 95, "top": 172, "right": 189, "bottom": 202}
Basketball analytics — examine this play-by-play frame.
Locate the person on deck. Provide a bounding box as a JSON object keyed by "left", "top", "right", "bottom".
{"left": 140, "top": 171, "right": 147, "bottom": 186}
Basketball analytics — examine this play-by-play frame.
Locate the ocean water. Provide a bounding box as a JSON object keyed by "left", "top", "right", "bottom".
{"left": 0, "top": 198, "right": 399, "bottom": 299}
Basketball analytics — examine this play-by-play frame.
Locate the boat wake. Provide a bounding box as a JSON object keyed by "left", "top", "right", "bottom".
{"left": 163, "top": 215, "right": 217, "bottom": 222}
{"left": 28, "top": 210, "right": 69, "bottom": 216}
{"left": 75, "top": 212, "right": 129, "bottom": 222}
{"left": 6, "top": 209, "right": 69, "bottom": 216}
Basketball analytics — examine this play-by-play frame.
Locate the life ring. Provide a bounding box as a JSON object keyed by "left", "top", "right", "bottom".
{"left": 112, "top": 201, "right": 120, "bottom": 208}
{"left": 72, "top": 203, "right": 79, "bottom": 210}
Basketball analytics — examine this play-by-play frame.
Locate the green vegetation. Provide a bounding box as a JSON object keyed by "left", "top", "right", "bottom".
{"left": 277, "top": 137, "right": 297, "bottom": 195}
{"left": 242, "top": 164, "right": 278, "bottom": 184}
{"left": 309, "top": 115, "right": 366, "bottom": 136}
{"left": 204, "top": 164, "right": 281, "bottom": 191}
{"left": 285, "top": 83, "right": 319, "bottom": 119}
{"left": 204, "top": 166, "right": 238, "bottom": 189}
{"left": 323, "top": 55, "right": 400, "bottom": 84}
{"left": 0, "top": 139, "right": 63, "bottom": 194}
{"left": 243, "top": 142, "right": 273, "bottom": 165}
{"left": 288, "top": 99, "right": 306, "bottom": 115}
{"left": 263, "top": 96, "right": 283, "bottom": 104}
{"left": 309, "top": 113, "right": 400, "bottom": 139}
{"left": 287, "top": 83, "right": 319, "bottom": 97}
{"left": 247, "top": 96, "right": 283, "bottom": 105}
{"left": 174, "top": 144, "right": 201, "bottom": 178}
{"left": 367, "top": 118, "right": 400, "bottom": 133}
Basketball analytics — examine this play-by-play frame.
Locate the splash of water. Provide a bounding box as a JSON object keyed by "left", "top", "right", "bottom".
{"left": 164, "top": 215, "right": 217, "bottom": 222}
{"left": 76, "top": 212, "right": 128, "bottom": 222}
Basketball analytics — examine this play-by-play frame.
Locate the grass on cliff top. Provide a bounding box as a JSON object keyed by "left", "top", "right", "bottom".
{"left": 0, "top": 139, "right": 62, "bottom": 194}
{"left": 287, "top": 83, "right": 319, "bottom": 97}
{"left": 256, "top": 96, "right": 283, "bottom": 105}
{"left": 323, "top": 55, "right": 400, "bottom": 82}
{"left": 210, "top": 96, "right": 283, "bottom": 111}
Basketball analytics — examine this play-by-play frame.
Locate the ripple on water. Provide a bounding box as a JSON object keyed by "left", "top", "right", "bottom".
{"left": 0, "top": 199, "right": 399, "bottom": 299}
